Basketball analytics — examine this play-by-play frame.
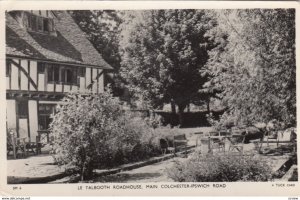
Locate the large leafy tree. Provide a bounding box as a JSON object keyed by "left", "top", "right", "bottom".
{"left": 206, "top": 9, "right": 296, "bottom": 127}
{"left": 119, "top": 10, "right": 216, "bottom": 124}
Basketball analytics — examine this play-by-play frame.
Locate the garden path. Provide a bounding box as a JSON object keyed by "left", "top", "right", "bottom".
{"left": 93, "top": 157, "right": 187, "bottom": 183}
{"left": 7, "top": 155, "right": 62, "bottom": 178}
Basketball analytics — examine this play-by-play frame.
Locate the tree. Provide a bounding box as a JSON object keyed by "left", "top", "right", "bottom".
{"left": 206, "top": 9, "right": 296, "bottom": 127}
{"left": 119, "top": 10, "right": 216, "bottom": 125}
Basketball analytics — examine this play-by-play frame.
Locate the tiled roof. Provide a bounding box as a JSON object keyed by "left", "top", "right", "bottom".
{"left": 6, "top": 11, "right": 112, "bottom": 70}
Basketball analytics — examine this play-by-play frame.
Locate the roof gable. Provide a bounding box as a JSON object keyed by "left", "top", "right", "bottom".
{"left": 6, "top": 11, "right": 112, "bottom": 70}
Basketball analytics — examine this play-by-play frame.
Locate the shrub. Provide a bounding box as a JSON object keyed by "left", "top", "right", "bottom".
{"left": 206, "top": 111, "right": 236, "bottom": 130}
{"left": 50, "top": 91, "right": 162, "bottom": 180}
{"left": 167, "top": 154, "right": 273, "bottom": 182}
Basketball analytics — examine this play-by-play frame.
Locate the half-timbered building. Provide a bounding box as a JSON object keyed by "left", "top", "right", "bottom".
{"left": 6, "top": 10, "right": 112, "bottom": 143}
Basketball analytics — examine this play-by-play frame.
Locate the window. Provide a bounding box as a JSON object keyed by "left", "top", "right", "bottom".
{"left": 37, "top": 62, "right": 45, "bottom": 73}
{"left": 23, "top": 11, "right": 54, "bottom": 34}
{"left": 37, "top": 17, "right": 43, "bottom": 31}
{"left": 38, "top": 104, "right": 56, "bottom": 131}
{"left": 6, "top": 61, "right": 11, "bottom": 77}
{"left": 78, "top": 67, "right": 86, "bottom": 77}
{"left": 18, "top": 101, "right": 28, "bottom": 119}
{"left": 47, "top": 64, "right": 60, "bottom": 82}
{"left": 43, "top": 18, "right": 49, "bottom": 32}
{"left": 61, "top": 68, "right": 76, "bottom": 84}
{"left": 29, "top": 14, "right": 37, "bottom": 31}
{"left": 45, "top": 63, "right": 79, "bottom": 85}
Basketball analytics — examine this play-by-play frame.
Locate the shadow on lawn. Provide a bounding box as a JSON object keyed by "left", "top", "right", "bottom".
{"left": 94, "top": 172, "right": 162, "bottom": 183}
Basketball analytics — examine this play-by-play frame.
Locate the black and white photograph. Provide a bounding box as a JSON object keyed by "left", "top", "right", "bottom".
{"left": 2, "top": 2, "right": 298, "bottom": 195}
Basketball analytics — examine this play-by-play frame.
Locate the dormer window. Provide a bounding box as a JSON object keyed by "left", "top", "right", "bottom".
{"left": 22, "top": 11, "right": 55, "bottom": 34}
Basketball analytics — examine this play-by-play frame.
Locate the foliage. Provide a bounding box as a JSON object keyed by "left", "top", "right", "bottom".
{"left": 50, "top": 91, "right": 162, "bottom": 180}
{"left": 288, "top": 168, "right": 298, "bottom": 182}
{"left": 205, "top": 9, "right": 296, "bottom": 127}
{"left": 144, "top": 114, "right": 163, "bottom": 129}
{"left": 119, "top": 10, "right": 217, "bottom": 117}
{"left": 167, "top": 153, "right": 273, "bottom": 182}
{"left": 206, "top": 111, "right": 236, "bottom": 129}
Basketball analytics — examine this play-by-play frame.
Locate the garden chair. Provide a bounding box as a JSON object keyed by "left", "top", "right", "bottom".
{"left": 265, "top": 131, "right": 279, "bottom": 147}
{"left": 199, "top": 136, "right": 211, "bottom": 155}
{"left": 35, "top": 135, "right": 43, "bottom": 154}
{"left": 195, "top": 132, "right": 204, "bottom": 147}
{"left": 203, "top": 132, "right": 210, "bottom": 137}
{"left": 211, "top": 137, "right": 226, "bottom": 152}
{"left": 209, "top": 131, "right": 219, "bottom": 136}
{"left": 209, "top": 131, "right": 226, "bottom": 153}
{"left": 219, "top": 129, "right": 230, "bottom": 136}
{"left": 25, "top": 140, "right": 37, "bottom": 155}
{"left": 228, "top": 133, "right": 246, "bottom": 155}
{"left": 160, "top": 138, "right": 175, "bottom": 155}
{"left": 7, "top": 135, "right": 14, "bottom": 157}
{"left": 14, "top": 137, "right": 27, "bottom": 158}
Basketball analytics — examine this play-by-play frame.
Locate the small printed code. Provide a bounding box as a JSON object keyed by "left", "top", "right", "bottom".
{"left": 288, "top": 198, "right": 298, "bottom": 200}
{"left": 2, "top": 197, "right": 30, "bottom": 200}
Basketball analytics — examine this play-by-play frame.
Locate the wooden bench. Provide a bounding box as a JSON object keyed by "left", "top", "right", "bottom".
{"left": 173, "top": 134, "right": 188, "bottom": 155}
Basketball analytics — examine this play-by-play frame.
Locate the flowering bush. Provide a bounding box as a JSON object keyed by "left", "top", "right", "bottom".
{"left": 167, "top": 154, "right": 273, "bottom": 182}
{"left": 50, "top": 91, "right": 162, "bottom": 180}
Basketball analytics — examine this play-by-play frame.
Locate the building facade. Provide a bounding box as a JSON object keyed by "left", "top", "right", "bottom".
{"left": 6, "top": 10, "right": 112, "bottom": 143}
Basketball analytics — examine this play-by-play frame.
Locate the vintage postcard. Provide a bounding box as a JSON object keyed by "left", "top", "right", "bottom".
{"left": 0, "top": 0, "right": 299, "bottom": 196}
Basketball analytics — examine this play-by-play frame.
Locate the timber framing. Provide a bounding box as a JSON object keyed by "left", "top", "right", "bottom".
{"left": 9, "top": 59, "right": 38, "bottom": 90}
{"left": 6, "top": 90, "right": 95, "bottom": 101}
{"left": 6, "top": 90, "right": 66, "bottom": 101}
{"left": 6, "top": 55, "right": 113, "bottom": 71}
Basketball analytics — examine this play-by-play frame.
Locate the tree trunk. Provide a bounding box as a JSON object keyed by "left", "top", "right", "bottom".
{"left": 170, "top": 100, "right": 177, "bottom": 127}
{"left": 171, "top": 100, "right": 176, "bottom": 114}
{"left": 206, "top": 98, "right": 210, "bottom": 113}
{"left": 178, "top": 104, "right": 186, "bottom": 127}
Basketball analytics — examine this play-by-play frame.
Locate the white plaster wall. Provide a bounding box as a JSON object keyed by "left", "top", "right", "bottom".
{"left": 98, "top": 69, "right": 104, "bottom": 93}
{"left": 11, "top": 60, "right": 19, "bottom": 90}
{"left": 19, "top": 119, "right": 28, "bottom": 139}
{"left": 6, "top": 76, "right": 10, "bottom": 90}
{"left": 28, "top": 100, "right": 38, "bottom": 142}
{"left": 79, "top": 77, "right": 85, "bottom": 93}
{"left": 71, "top": 85, "right": 78, "bottom": 93}
{"left": 64, "top": 85, "right": 70, "bottom": 92}
{"left": 86, "top": 67, "right": 91, "bottom": 92}
{"left": 38, "top": 74, "right": 45, "bottom": 91}
{"left": 20, "top": 60, "right": 28, "bottom": 90}
{"left": 7, "top": 100, "right": 16, "bottom": 130}
{"left": 56, "top": 84, "right": 62, "bottom": 92}
{"left": 92, "top": 68, "right": 98, "bottom": 93}
{"left": 47, "top": 83, "right": 54, "bottom": 92}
